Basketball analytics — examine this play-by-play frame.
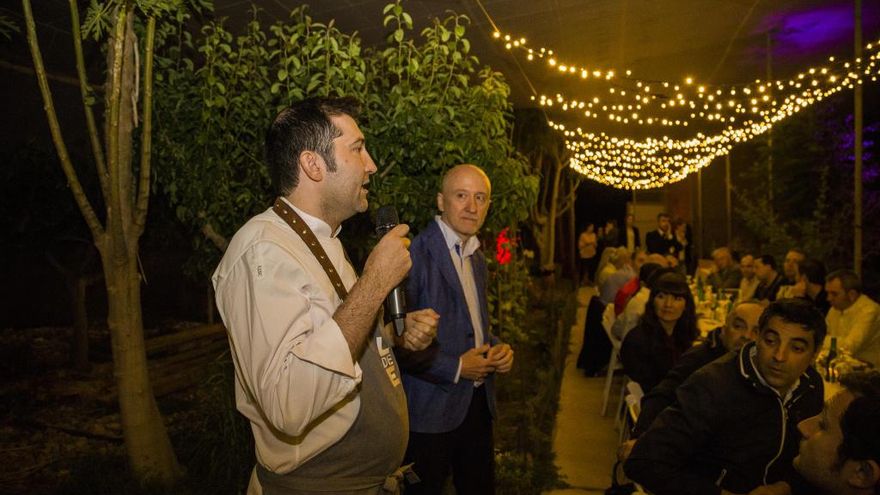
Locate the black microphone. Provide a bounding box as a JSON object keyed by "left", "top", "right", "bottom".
{"left": 375, "top": 205, "right": 407, "bottom": 336}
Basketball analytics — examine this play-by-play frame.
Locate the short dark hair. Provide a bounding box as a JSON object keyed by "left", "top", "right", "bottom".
{"left": 757, "top": 254, "right": 777, "bottom": 270}
{"left": 758, "top": 298, "right": 827, "bottom": 348}
{"left": 797, "top": 258, "right": 826, "bottom": 286}
{"left": 826, "top": 268, "right": 862, "bottom": 293}
{"left": 642, "top": 271, "right": 698, "bottom": 352}
{"left": 657, "top": 212, "right": 670, "bottom": 220}
{"left": 837, "top": 370, "right": 880, "bottom": 474}
{"left": 638, "top": 262, "right": 662, "bottom": 284}
{"left": 265, "top": 96, "right": 361, "bottom": 196}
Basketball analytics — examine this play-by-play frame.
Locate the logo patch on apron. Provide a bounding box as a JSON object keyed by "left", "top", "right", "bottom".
{"left": 377, "top": 337, "right": 401, "bottom": 387}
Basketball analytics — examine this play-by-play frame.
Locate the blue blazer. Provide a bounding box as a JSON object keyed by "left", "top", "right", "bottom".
{"left": 395, "top": 220, "right": 498, "bottom": 433}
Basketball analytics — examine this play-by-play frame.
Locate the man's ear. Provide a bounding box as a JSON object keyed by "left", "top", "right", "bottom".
{"left": 299, "top": 151, "right": 324, "bottom": 183}
{"left": 436, "top": 192, "right": 444, "bottom": 213}
{"left": 848, "top": 459, "right": 880, "bottom": 490}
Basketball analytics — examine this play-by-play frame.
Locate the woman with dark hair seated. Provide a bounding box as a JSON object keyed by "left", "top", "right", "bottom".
{"left": 620, "top": 270, "right": 698, "bottom": 393}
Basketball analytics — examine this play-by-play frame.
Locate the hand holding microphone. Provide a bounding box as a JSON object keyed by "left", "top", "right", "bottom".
{"left": 373, "top": 206, "right": 409, "bottom": 336}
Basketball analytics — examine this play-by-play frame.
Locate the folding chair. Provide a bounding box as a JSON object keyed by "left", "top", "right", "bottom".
{"left": 601, "top": 303, "right": 626, "bottom": 416}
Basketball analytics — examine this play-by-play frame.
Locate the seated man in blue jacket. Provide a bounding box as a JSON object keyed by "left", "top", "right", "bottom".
{"left": 395, "top": 164, "right": 514, "bottom": 494}
{"left": 625, "top": 298, "right": 825, "bottom": 495}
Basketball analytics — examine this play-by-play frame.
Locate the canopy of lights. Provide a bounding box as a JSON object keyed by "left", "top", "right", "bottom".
{"left": 492, "top": 30, "right": 880, "bottom": 189}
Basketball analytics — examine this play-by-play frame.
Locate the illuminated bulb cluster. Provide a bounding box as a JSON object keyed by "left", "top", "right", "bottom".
{"left": 491, "top": 28, "right": 880, "bottom": 189}
{"left": 492, "top": 30, "right": 620, "bottom": 80}
{"left": 555, "top": 46, "right": 880, "bottom": 189}
{"left": 526, "top": 41, "right": 880, "bottom": 129}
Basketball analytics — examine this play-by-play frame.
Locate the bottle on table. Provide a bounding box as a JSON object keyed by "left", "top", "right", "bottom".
{"left": 825, "top": 337, "right": 838, "bottom": 382}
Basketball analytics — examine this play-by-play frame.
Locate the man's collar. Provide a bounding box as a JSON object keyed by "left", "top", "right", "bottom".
{"left": 741, "top": 342, "right": 801, "bottom": 403}
{"left": 839, "top": 294, "right": 862, "bottom": 313}
{"left": 280, "top": 197, "right": 340, "bottom": 238}
{"left": 435, "top": 216, "right": 480, "bottom": 256}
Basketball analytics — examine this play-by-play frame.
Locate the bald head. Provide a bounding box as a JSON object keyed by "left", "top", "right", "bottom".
{"left": 712, "top": 247, "right": 734, "bottom": 270}
{"left": 721, "top": 300, "right": 763, "bottom": 352}
{"left": 441, "top": 164, "right": 492, "bottom": 196}
{"left": 437, "top": 164, "right": 492, "bottom": 242}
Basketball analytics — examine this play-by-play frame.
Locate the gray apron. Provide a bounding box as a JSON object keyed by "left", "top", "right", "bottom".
{"left": 258, "top": 328, "right": 412, "bottom": 494}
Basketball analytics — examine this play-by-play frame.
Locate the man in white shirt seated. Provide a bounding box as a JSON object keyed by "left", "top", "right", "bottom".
{"left": 824, "top": 269, "right": 880, "bottom": 367}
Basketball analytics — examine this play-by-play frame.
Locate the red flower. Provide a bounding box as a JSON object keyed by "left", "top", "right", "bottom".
{"left": 495, "top": 227, "right": 512, "bottom": 265}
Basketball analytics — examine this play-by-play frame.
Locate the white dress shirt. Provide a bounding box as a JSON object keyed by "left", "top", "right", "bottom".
{"left": 436, "top": 216, "right": 485, "bottom": 384}
{"left": 212, "top": 199, "right": 363, "bottom": 474}
{"left": 825, "top": 293, "right": 880, "bottom": 366}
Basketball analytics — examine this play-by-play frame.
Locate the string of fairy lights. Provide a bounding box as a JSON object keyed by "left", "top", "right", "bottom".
{"left": 490, "top": 29, "right": 880, "bottom": 189}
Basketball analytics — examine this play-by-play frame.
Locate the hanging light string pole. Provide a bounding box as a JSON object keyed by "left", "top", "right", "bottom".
{"left": 855, "top": 0, "right": 863, "bottom": 277}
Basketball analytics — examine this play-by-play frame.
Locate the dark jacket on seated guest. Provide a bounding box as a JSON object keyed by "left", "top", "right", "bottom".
{"left": 708, "top": 266, "right": 743, "bottom": 291}
{"left": 620, "top": 271, "right": 697, "bottom": 393}
{"left": 625, "top": 341, "right": 823, "bottom": 495}
{"left": 631, "top": 326, "right": 729, "bottom": 438}
{"left": 754, "top": 274, "right": 784, "bottom": 302}
{"left": 799, "top": 289, "right": 830, "bottom": 315}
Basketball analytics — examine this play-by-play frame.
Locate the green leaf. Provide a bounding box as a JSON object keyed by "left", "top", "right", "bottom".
{"left": 277, "top": 68, "right": 288, "bottom": 81}
{"left": 455, "top": 24, "right": 465, "bottom": 38}
{"left": 393, "top": 29, "right": 404, "bottom": 43}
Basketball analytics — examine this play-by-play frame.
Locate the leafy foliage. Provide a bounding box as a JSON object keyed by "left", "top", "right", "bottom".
{"left": 492, "top": 260, "right": 573, "bottom": 493}
{"left": 154, "top": 6, "right": 366, "bottom": 275}
{"left": 0, "top": 8, "right": 19, "bottom": 41}
{"left": 152, "top": 1, "right": 538, "bottom": 277}
{"left": 733, "top": 90, "right": 880, "bottom": 277}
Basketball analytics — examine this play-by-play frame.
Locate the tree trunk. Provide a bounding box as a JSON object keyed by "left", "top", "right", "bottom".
{"left": 71, "top": 276, "right": 90, "bottom": 371}
{"left": 566, "top": 198, "right": 576, "bottom": 280}
{"left": 23, "top": 0, "right": 179, "bottom": 485}
{"left": 100, "top": 239, "right": 181, "bottom": 484}
{"left": 542, "top": 159, "right": 563, "bottom": 272}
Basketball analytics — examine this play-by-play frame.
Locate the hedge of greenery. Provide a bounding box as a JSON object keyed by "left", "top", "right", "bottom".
{"left": 153, "top": 1, "right": 538, "bottom": 276}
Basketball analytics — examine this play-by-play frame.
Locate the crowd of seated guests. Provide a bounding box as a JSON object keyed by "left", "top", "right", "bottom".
{"left": 592, "top": 240, "right": 880, "bottom": 495}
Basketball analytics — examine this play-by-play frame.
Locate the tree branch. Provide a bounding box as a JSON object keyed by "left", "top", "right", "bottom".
{"left": 22, "top": 0, "right": 104, "bottom": 239}
{"left": 0, "top": 60, "right": 102, "bottom": 89}
{"left": 133, "top": 16, "right": 155, "bottom": 237}
{"left": 106, "top": 5, "right": 128, "bottom": 259}
{"left": 69, "top": 0, "right": 108, "bottom": 200}
{"left": 200, "top": 223, "right": 229, "bottom": 252}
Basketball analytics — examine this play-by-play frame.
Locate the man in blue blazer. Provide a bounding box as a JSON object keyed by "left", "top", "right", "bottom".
{"left": 396, "top": 164, "right": 514, "bottom": 495}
